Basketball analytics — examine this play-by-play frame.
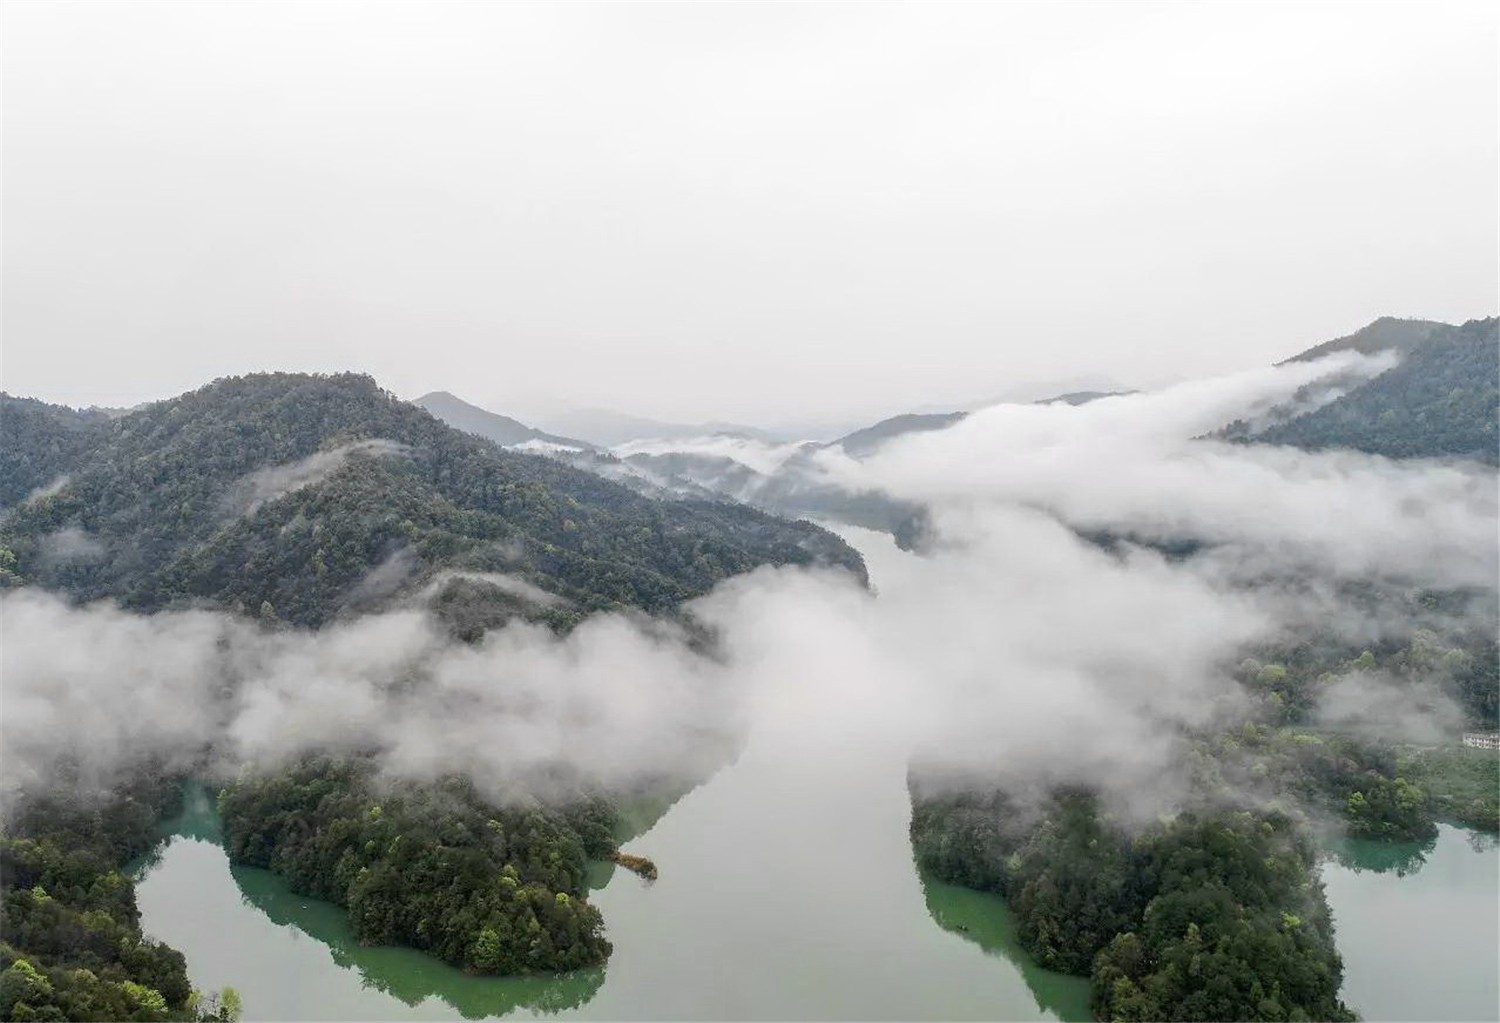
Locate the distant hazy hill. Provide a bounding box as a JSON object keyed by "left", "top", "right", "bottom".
{"left": 1255, "top": 317, "right": 1498, "bottom": 463}
{"left": 414, "top": 390, "right": 594, "bottom": 451}
{"left": 620, "top": 450, "right": 765, "bottom": 495}
{"left": 831, "top": 412, "right": 967, "bottom": 458}
{"left": 528, "top": 405, "right": 785, "bottom": 448}
{"left": 828, "top": 393, "right": 1134, "bottom": 459}
{"left": 1035, "top": 390, "right": 1133, "bottom": 406}
{"left": 0, "top": 373, "right": 864, "bottom": 627}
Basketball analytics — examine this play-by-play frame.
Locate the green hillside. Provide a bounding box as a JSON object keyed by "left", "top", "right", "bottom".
{"left": 1256, "top": 317, "right": 1498, "bottom": 462}
{"left": 0, "top": 373, "right": 864, "bottom": 628}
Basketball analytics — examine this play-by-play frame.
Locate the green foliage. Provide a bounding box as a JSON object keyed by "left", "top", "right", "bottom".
{"left": 0, "top": 373, "right": 865, "bottom": 628}
{"left": 912, "top": 791, "right": 1357, "bottom": 1021}
{"left": 1256, "top": 664, "right": 1288, "bottom": 686}
{"left": 1215, "top": 622, "right": 1497, "bottom": 838}
{"left": 0, "top": 395, "right": 113, "bottom": 508}
{"left": 1091, "top": 813, "right": 1356, "bottom": 1022}
{"left": 1213, "top": 728, "right": 1440, "bottom": 842}
{"left": 1007, "top": 795, "right": 1143, "bottom": 975}
{"left": 0, "top": 772, "right": 231, "bottom": 1022}
{"left": 910, "top": 615, "right": 1498, "bottom": 1018}
{"left": 218, "top": 758, "right": 617, "bottom": 975}
{"left": 1398, "top": 745, "right": 1500, "bottom": 832}
{"left": 1235, "top": 624, "right": 1498, "bottom": 734}
{"left": 1253, "top": 317, "right": 1499, "bottom": 463}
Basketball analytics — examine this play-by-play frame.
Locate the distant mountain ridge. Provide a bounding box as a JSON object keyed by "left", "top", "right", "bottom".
{"left": 830, "top": 412, "right": 968, "bottom": 458}
{"left": 1036, "top": 390, "right": 1134, "bottom": 406}
{"left": 414, "top": 390, "right": 594, "bottom": 451}
{"left": 551, "top": 314, "right": 1500, "bottom": 545}
{"left": 525, "top": 405, "right": 786, "bottom": 448}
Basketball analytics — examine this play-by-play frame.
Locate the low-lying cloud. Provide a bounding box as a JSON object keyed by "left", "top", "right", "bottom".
{"left": 2, "top": 351, "right": 1494, "bottom": 819}
{"left": 36, "top": 526, "right": 106, "bottom": 567}
{"left": 221, "top": 439, "right": 411, "bottom": 517}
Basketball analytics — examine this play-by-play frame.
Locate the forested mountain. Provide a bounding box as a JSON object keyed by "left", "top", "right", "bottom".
{"left": 912, "top": 790, "right": 1356, "bottom": 1022}
{"left": 1254, "top": 317, "right": 1498, "bottom": 462}
{"left": 0, "top": 371, "right": 871, "bottom": 1003}
{"left": 413, "top": 391, "right": 593, "bottom": 452}
{"left": 1279, "top": 316, "right": 1450, "bottom": 364}
{"left": 0, "top": 395, "right": 114, "bottom": 507}
{"left": 0, "top": 373, "right": 864, "bottom": 628}
{"left": 901, "top": 313, "right": 1500, "bottom": 1022}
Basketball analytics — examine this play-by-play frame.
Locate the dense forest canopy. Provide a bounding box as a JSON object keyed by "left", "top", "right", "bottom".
{"left": 0, "top": 396, "right": 113, "bottom": 509}
{"left": 910, "top": 576, "right": 1499, "bottom": 1021}
{"left": 0, "top": 373, "right": 864, "bottom": 628}
{"left": 1251, "top": 317, "right": 1499, "bottom": 463}
{"left": 0, "top": 768, "right": 238, "bottom": 1022}
{"left": 912, "top": 790, "right": 1357, "bottom": 1022}
{"left": 218, "top": 759, "right": 615, "bottom": 976}
{"left": 1279, "top": 316, "right": 1450, "bottom": 364}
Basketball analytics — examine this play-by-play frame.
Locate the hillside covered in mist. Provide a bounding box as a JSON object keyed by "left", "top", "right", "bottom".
{"left": 1252, "top": 316, "right": 1499, "bottom": 462}
{"left": 543, "top": 316, "right": 1500, "bottom": 547}
{"left": 0, "top": 371, "right": 872, "bottom": 1017}
{"left": 0, "top": 373, "right": 863, "bottom": 629}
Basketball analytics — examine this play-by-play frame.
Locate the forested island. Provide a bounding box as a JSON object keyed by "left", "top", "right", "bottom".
{"left": 218, "top": 760, "right": 615, "bottom": 975}
{"left": 911, "top": 634, "right": 1498, "bottom": 1021}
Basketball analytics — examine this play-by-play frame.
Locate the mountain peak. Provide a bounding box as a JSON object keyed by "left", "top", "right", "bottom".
{"left": 1281, "top": 317, "right": 1451, "bottom": 364}
{"left": 414, "top": 391, "right": 593, "bottom": 451}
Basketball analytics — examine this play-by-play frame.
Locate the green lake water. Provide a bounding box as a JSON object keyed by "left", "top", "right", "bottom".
{"left": 134, "top": 771, "right": 1091, "bottom": 1021}
{"left": 132, "top": 783, "right": 1500, "bottom": 1022}
{"left": 1321, "top": 823, "right": 1499, "bottom": 1022}
{"left": 130, "top": 527, "right": 1499, "bottom": 1020}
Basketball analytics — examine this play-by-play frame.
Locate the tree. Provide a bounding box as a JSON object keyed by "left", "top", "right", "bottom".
{"left": 0, "top": 961, "right": 53, "bottom": 1016}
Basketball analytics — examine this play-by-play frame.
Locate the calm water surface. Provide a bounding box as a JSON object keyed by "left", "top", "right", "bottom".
{"left": 134, "top": 767, "right": 1090, "bottom": 1021}
{"left": 1322, "top": 824, "right": 1499, "bottom": 1022}
{"left": 132, "top": 528, "right": 1498, "bottom": 1020}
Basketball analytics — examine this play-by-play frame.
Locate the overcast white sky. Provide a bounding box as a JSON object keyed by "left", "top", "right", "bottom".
{"left": 3, "top": 1, "right": 1495, "bottom": 426}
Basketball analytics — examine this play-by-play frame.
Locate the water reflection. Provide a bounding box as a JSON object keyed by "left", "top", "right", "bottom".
{"left": 231, "top": 864, "right": 604, "bottom": 1019}
{"left": 1323, "top": 824, "right": 1500, "bottom": 1021}
{"left": 918, "top": 873, "right": 1092, "bottom": 1023}
{"left": 1327, "top": 832, "right": 1438, "bottom": 877}
{"left": 133, "top": 782, "right": 606, "bottom": 1021}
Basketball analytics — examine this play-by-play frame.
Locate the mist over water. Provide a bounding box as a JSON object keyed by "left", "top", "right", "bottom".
{"left": 133, "top": 530, "right": 1097, "bottom": 1021}
{"left": 4, "top": 352, "right": 1495, "bottom": 818}
{"left": 128, "top": 522, "right": 1500, "bottom": 1020}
